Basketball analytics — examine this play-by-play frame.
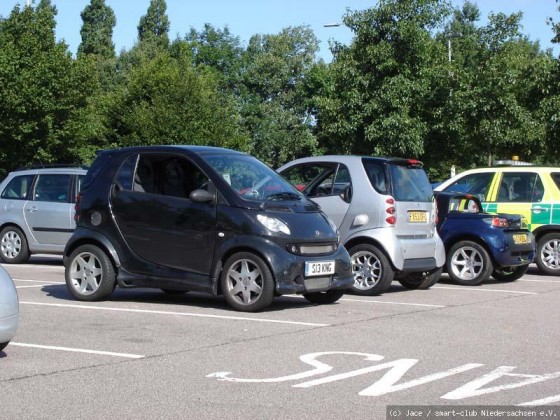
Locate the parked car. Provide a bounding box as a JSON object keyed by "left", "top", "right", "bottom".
{"left": 434, "top": 191, "right": 535, "bottom": 285}
{"left": 63, "top": 146, "right": 354, "bottom": 312}
{"left": 0, "top": 166, "right": 88, "bottom": 264}
{"left": 435, "top": 166, "right": 560, "bottom": 275}
{"left": 278, "top": 156, "right": 446, "bottom": 295}
{"left": 0, "top": 266, "right": 19, "bottom": 352}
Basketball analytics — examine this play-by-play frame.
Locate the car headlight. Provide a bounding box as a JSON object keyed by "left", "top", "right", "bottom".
{"left": 257, "top": 214, "right": 291, "bottom": 235}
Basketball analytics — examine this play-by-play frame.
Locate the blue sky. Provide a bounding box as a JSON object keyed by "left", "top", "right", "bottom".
{"left": 1, "top": 1, "right": 559, "bottom": 61}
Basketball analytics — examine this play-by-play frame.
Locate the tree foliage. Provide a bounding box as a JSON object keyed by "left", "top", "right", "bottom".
{"left": 77, "top": 0, "right": 116, "bottom": 59}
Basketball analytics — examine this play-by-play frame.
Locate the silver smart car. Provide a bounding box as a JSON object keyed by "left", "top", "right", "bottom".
{"left": 278, "top": 156, "right": 446, "bottom": 295}
{"left": 0, "top": 265, "right": 19, "bottom": 352}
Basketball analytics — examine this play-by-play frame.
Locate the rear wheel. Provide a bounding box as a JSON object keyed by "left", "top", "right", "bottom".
{"left": 303, "top": 290, "right": 344, "bottom": 305}
{"left": 492, "top": 265, "right": 529, "bottom": 282}
{"left": 398, "top": 267, "right": 442, "bottom": 290}
{"left": 536, "top": 233, "right": 560, "bottom": 275}
{"left": 66, "top": 245, "right": 116, "bottom": 301}
{"left": 446, "top": 241, "right": 493, "bottom": 286}
{"left": 348, "top": 244, "right": 394, "bottom": 296}
{"left": 221, "top": 252, "right": 274, "bottom": 312}
{"left": 0, "top": 226, "right": 30, "bottom": 264}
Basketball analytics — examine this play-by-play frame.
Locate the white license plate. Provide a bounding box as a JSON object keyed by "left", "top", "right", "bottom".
{"left": 305, "top": 261, "right": 335, "bottom": 277}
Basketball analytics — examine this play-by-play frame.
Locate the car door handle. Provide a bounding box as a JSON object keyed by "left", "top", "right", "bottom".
{"left": 26, "top": 206, "right": 38, "bottom": 212}
{"left": 532, "top": 206, "right": 549, "bottom": 214}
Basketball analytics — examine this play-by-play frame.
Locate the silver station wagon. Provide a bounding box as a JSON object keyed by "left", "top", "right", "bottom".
{"left": 0, "top": 166, "right": 87, "bottom": 263}
{"left": 278, "top": 156, "right": 446, "bottom": 295}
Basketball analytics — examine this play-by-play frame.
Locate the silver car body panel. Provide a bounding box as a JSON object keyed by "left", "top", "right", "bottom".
{"left": 0, "top": 266, "right": 19, "bottom": 344}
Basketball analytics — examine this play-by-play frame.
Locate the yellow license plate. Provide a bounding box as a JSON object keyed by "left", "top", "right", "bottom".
{"left": 408, "top": 211, "right": 428, "bottom": 223}
{"left": 513, "top": 234, "right": 529, "bottom": 245}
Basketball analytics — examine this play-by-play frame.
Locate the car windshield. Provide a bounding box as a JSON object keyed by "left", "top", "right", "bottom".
{"left": 204, "top": 154, "right": 302, "bottom": 202}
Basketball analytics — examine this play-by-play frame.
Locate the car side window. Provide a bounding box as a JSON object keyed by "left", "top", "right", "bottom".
{"left": 1, "top": 175, "right": 34, "bottom": 199}
{"left": 115, "top": 155, "right": 138, "bottom": 191}
{"left": 496, "top": 173, "right": 542, "bottom": 202}
{"left": 33, "top": 174, "right": 72, "bottom": 203}
{"left": 134, "top": 154, "right": 208, "bottom": 200}
{"left": 280, "top": 163, "right": 337, "bottom": 196}
{"left": 444, "top": 173, "right": 493, "bottom": 200}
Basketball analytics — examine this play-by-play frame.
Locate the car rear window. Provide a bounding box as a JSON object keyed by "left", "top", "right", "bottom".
{"left": 389, "top": 163, "right": 433, "bottom": 202}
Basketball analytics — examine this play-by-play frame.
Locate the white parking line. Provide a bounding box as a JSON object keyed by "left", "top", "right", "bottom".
{"left": 9, "top": 342, "right": 144, "bottom": 359}
{"left": 13, "top": 279, "right": 65, "bottom": 284}
{"left": 340, "top": 298, "right": 445, "bottom": 308}
{"left": 1, "top": 264, "right": 63, "bottom": 270}
{"left": 520, "top": 279, "right": 560, "bottom": 283}
{"left": 16, "top": 285, "right": 53, "bottom": 289}
{"left": 432, "top": 286, "right": 537, "bottom": 295}
{"left": 19, "top": 301, "right": 331, "bottom": 327}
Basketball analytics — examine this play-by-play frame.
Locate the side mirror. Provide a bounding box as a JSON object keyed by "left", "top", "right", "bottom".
{"left": 110, "top": 182, "right": 122, "bottom": 197}
{"left": 190, "top": 188, "right": 215, "bottom": 203}
{"left": 340, "top": 185, "right": 352, "bottom": 203}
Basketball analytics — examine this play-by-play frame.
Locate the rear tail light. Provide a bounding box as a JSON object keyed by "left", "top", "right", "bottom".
{"left": 386, "top": 197, "right": 396, "bottom": 225}
{"left": 73, "top": 192, "right": 82, "bottom": 222}
{"left": 484, "top": 217, "right": 509, "bottom": 228}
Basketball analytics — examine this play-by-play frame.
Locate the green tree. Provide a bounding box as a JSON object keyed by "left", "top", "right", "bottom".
{"left": 138, "top": 0, "right": 170, "bottom": 47}
{"left": 0, "top": 1, "right": 97, "bottom": 174}
{"left": 77, "top": 0, "right": 116, "bottom": 59}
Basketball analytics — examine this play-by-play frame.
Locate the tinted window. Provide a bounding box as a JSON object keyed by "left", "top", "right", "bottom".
{"left": 389, "top": 164, "right": 433, "bottom": 202}
{"left": 134, "top": 154, "right": 208, "bottom": 199}
{"left": 496, "top": 172, "right": 543, "bottom": 203}
{"left": 363, "top": 160, "right": 388, "bottom": 193}
{"left": 33, "top": 174, "right": 72, "bottom": 203}
{"left": 280, "top": 163, "right": 335, "bottom": 194}
{"left": 443, "top": 172, "right": 494, "bottom": 199}
{"left": 115, "top": 155, "right": 138, "bottom": 191}
{"left": 1, "top": 175, "right": 34, "bottom": 199}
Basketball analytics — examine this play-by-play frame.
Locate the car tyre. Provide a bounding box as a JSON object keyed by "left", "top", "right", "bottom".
{"left": 492, "top": 265, "right": 529, "bottom": 282}
{"left": 0, "top": 342, "right": 8, "bottom": 352}
{"left": 221, "top": 252, "right": 274, "bottom": 312}
{"left": 398, "top": 267, "right": 442, "bottom": 290}
{"left": 0, "top": 226, "right": 30, "bottom": 264}
{"left": 348, "top": 244, "right": 394, "bottom": 296}
{"left": 66, "top": 245, "right": 116, "bottom": 301}
{"left": 536, "top": 233, "right": 560, "bottom": 275}
{"left": 447, "top": 241, "right": 493, "bottom": 286}
{"left": 303, "top": 290, "right": 345, "bottom": 305}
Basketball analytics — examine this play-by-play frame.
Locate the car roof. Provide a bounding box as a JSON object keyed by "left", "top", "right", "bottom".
{"left": 96, "top": 145, "right": 248, "bottom": 157}
{"left": 10, "top": 166, "right": 88, "bottom": 175}
{"left": 279, "top": 155, "right": 420, "bottom": 166}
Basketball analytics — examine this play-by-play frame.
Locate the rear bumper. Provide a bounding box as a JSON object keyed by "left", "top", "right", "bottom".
{"left": 492, "top": 232, "right": 536, "bottom": 267}
{"left": 0, "top": 313, "right": 19, "bottom": 344}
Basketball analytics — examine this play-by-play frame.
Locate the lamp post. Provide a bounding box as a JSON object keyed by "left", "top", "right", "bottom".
{"left": 447, "top": 32, "right": 461, "bottom": 63}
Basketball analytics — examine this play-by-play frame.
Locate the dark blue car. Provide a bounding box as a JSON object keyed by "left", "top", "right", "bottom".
{"left": 434, "top": 191, "right": 536, "bottom": 285}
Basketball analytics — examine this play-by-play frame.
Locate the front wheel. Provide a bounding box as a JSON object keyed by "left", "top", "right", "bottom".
{"left": 492, "top": 265, "right": 529, "bottom": 282}
{"left": 0, "top": 226, "right": 30, "bottom": 264}
{"left": 348, "top": 244, "right": 394, "bottom": 296}
{"left": 446, "top": 241, "right": 493, "bottom": 286}
{"left": 0, "top": 342, "right": 9, "bottom": 352}
{"left": 221, "top": 252, "right": 274, "bottom": 312}
{"left": 303, "top": 290, "right": 345, "bottom": 305}
{"left": 536, "top": 233, "right": 560, "bottom": 275}
{"left": 66, "top": 245, "right": 116, "bottom": 301}
{"left": 398, "top": 267, "right": 442, "bottom": 290}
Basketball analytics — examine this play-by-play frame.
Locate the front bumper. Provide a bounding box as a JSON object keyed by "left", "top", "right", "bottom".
{"left": 0, "top": 313, "right": 19, "bottom": 344}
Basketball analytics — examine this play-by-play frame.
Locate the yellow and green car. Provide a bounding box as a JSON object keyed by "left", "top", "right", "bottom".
{"left": 435, "top": 166, "right": 560, "bottom": 275}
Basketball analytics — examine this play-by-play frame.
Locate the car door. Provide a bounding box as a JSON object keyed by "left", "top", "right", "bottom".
{"left": 24, "top": 173, "right": 74, "bottom": 246}
{"left": 280, "top": 162, "right": 351, "bottom": 227}
{"left": 111, "top": 153, "right": 217, "bottom": 275}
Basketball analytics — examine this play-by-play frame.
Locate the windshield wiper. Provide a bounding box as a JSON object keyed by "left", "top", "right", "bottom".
{"left": 266, "top": 192, "right": 302, "bottom": 201}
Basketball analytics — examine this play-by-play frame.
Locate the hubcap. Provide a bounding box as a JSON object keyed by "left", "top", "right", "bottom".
{"left": 541, "top": 239, "right": 560, "bottom": 270}
{"left": 352, "top": 251, "right": 381, "bottom": 290}
{"left": 69, "top": 252, "right": 103, "bottom": 295}
{"left": 1, "top": 231, "right": 21, "bottom": 259}
{"left": 451, "top": 246, "right": 483, "bottom": 280}
{"left": 226, "top": 259, "right": 263, "bottom": 306}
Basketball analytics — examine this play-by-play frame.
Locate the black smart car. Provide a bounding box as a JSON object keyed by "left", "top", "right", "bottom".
{"left": 63, "top": 146, "right": 353, "bottom": 312}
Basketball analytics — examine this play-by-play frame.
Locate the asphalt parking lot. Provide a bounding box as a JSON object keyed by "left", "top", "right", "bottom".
{"left": 1, "top": 256, "right": 560, "bottom": 419}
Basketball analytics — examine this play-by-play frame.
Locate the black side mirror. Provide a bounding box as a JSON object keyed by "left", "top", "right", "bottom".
{"left": 110, "top": 182, "right": 122, "bottom": 197}
{"left": 190, "top": 188, "right": 215, "bottom": 203}
{"left": 340, "top": 185, "right": 352, "bottom": 203}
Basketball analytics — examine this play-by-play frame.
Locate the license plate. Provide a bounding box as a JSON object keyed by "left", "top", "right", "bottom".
{"left": 408, "top": 211, "right": 428, "bottom": 223}
{"left": 513, "top": 234, "right": 529, "bottom": 245}
{"left": 305, "top": 261, "right": 335, "bottom": 277}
